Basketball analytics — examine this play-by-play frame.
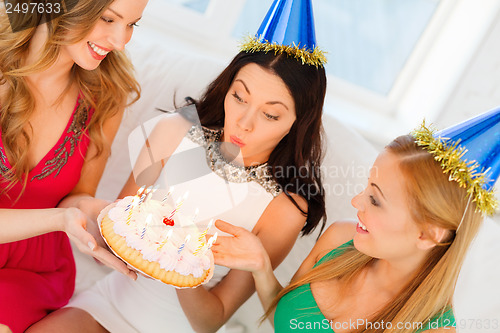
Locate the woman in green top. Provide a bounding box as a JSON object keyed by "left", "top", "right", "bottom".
{"left": 212, "top": 113, "right": 499, "bottom": 333}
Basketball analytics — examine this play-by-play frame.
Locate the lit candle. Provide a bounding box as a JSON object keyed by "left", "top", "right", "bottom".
{"left": 137, "top": 185, "right": 146, "bottom": 197}
{"left": 207, "top": 232, "right": 218, "bottom": 249}
{"left": 146, "top": 185, "right": 159, "bottom": 202}
{"left": 193, "top": 221, "right": 211, "bottom": 256}
{"left": 167, "top": 208, "right": 177, "bottom": 221}
{"left": 126, "top": 196, "right": 139, "bottom": 225}
{"left": 198, "top": 232, "right": 218, "bottom": 256}
{"left": 177, "top": 234, "right": 191, "bottom": 254}
{"left": 144, "top": 185, "right": 152, "bottom": 201}
{"left": 168, "top": 194, "right": 187, "bottom": 220}
{"left": 157, "top": 229, "right": 174, "bottom": 250}
{"left": 162, "top": 186, "right": 174, "bottom": 205}
{"left": 138, "top": 193, "right": 147, "bottom": 206}
{"left": 193, "top": 243, "right": 204, "bottom": 256}
{"left": 198, "top": 219, "right": 213, "bottom": 243}
{"left": 178, "top": 192, "right": 189, "bottom": 210}
{"left": 126, "top": 209, "right": 132, "bottom": 225}
{"left": 136, "top": 185, "right": 149, "bottom": 209}
{"left": 141, "top": 214, "right": 153, "bottom": 239}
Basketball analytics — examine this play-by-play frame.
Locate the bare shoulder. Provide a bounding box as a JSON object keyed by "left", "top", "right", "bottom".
{"left": 254, "top": 191, "right": 307, "bottom": 232}
{"left": 149, "top": 113, "right": 193, "bottom": 141}
{"left": 319, "top": 221, "right": 357, "bottom": 248}
{"left": 291, "top": 220, "right": 356, "bottom": 280}
{"left": 145, "top": 112, "right": 193, "bottom": 160}
{"left": 310, "top": 221, "right": 356, "bottom": 262}
{"left": 272, "top": 191, "right": 307, "bottom": 214}
{"left": 153, "top": 111, "right": 192, "bottom": 129}
{"left": 285, "top": 191, "right": 308, "bottom": 212}
{"left": 254, "top": 192, "right": 307, "bottom": 228}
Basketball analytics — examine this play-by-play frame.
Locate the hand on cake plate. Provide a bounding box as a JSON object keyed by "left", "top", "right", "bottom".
{"left": 63, "top": 207, "right": 137, "bottom": 281}
{"left": 211, "top": 220, "right": 270, "bottom": 273}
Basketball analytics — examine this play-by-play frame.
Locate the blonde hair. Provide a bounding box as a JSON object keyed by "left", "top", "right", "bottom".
{"left": 0, "top": 0, "right": 140, "bottom": 197}
{"left": 267, "top": 134, "right": 484, "bottom": 332}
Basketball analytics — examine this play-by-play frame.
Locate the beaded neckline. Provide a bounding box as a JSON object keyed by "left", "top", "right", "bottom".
{"left": 187, "top": 125, "right": 282, "bottom": 197}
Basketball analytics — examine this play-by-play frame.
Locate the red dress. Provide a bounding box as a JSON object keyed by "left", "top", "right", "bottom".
{"left": 0, "top": 96, "right": 93, "bottom": 332}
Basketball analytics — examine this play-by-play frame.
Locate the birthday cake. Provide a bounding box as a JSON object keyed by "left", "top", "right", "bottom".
{"left": 98, "top": 189, "right": 215, "bottom": 288}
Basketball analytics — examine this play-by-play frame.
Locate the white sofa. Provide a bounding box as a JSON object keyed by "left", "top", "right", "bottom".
{"left": 71, "top": 38, "right": 500, "bottom": 333}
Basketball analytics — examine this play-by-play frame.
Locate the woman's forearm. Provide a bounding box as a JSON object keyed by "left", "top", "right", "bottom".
{"left": 251, "top": 253, "right": 283, "bottom": 325}
{"left": 58, "top": 193, "right": 109, "bottom": 222}
{"left": 177, "top": 256, "right": 282, "bottom": 331}
{"left": 0, "top": 208, "right": 66, "bottom": 243}
{"left": 176, "top": 286, "right": 226, "bottom": 333}
{"left": 176, "top": 269, "right": 258, "bottom": 333}
{"left": 58, "top": 192, "right": 92, "bottom": 208}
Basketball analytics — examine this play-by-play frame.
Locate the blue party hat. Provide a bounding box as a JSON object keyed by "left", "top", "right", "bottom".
{"left": 240, "top": 0, "right": 326, "bottom": 67}
{"left": 413, "top": 108, "right": 500, "bottom": 215}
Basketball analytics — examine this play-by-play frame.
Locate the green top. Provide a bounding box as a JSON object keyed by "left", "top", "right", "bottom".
{"left": 274, "top": 240, "right": 455, "bottom": 332}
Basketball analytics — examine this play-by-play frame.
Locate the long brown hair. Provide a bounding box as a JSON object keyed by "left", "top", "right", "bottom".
{"left": 195, "top": 51, "right": 327, "bottom": 236}
{"left": 267, "top": 134, "right": 484, "bottom": 332}
{"left": 0, "top": 0, "right": 140, "bottom": 197}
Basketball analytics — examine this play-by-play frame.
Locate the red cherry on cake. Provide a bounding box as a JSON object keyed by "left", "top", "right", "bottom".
{"left": 163, "top": 217, "right": 174, "bottom": 226}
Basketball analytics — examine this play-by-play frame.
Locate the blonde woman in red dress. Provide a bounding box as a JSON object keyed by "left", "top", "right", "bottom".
{"left": 0, "top": 0, "right": 148, "bottom": 331}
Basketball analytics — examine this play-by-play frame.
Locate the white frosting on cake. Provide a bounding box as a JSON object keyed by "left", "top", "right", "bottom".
{"left": 108, "top": 196, "right": 211, "bottom": 278}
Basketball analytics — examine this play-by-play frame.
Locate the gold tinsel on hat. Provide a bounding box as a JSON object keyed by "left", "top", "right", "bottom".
{"left": 240, "top": 36, "right": 327, "bottom": 68}
{"left": 412, "top": 122, "right": 498, "bottom": 216}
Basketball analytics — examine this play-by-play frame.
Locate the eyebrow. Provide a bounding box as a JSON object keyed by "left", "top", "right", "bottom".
{"left": 234, "top": 79, "right": 289, "bottom": 110}
{"left": 107, "top": 8, "right": 142, "bottom": 22}
{"left": 370, "top": 183, "right": 386, "bottom": 200}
